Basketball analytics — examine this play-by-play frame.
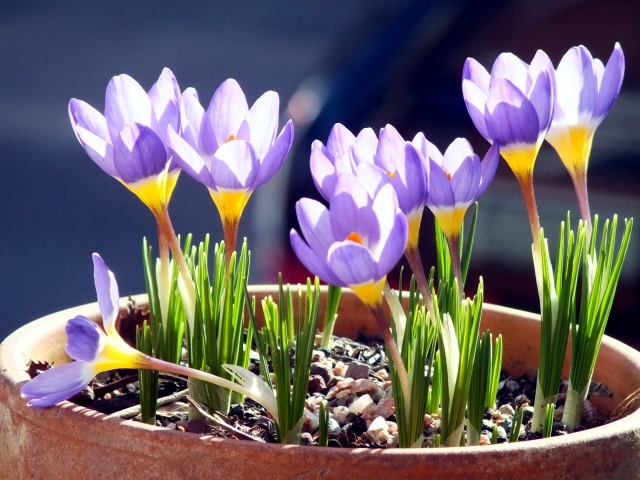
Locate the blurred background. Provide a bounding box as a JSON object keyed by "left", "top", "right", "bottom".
{"left": 1, "top": 0, "right": 639, "bottom": 346}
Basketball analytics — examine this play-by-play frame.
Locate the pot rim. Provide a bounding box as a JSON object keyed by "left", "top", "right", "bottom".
{"left": 2, "top": 285, "right": 640, "bottom": 457}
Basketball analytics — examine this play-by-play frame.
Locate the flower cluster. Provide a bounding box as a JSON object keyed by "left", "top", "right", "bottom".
{"left": 22, "top": 41, "right": 630, "bottom": 450}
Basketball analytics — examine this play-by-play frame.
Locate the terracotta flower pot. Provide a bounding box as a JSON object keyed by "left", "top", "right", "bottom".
{"left": 2, "top": 286, "right": 640, "bottom": 479}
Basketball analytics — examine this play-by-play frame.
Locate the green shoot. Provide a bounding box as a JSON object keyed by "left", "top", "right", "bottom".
{"left": 468, "top": 331, "right": 502, "bottom": 445}
{"left": 564, "top": 216, "right": 633, "bottom": 429}
{"left": 318, "top": 399, "right": 329, "bottom": 447}
{"left": 531, "top": 216, "right": 586, "bottom": 432}
{"left": 320, "top": 284, "right": 342, "bottom": 348}
{"left": 491, "top": 422, "right": 498, "bottom": 445}
{"left": 426, "top": 350, "right": 442, "bottom": 416}
{"left": 508, "top": 406, "right": 523, "bottom": 443}
{"left": 543, "top": 403, "right": 555, "bottom": 438}
{"left": 388, "top": 274, "right": 436, "bottom": 448}
{"left": 253, "top": 277, "right": 322, "bottom": 444}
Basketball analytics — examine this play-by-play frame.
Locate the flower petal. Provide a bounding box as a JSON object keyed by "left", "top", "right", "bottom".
{"left": 210, "top": 139, "right": 259, "bottom": 190}
{"left": 328, "top": 241, "right": 378, "bottom": 286}
{"left": 148, "top": 68, "right": 180, "bottom": 142}
{"left": 375, "top": 124, "right": 405, "bottom": 173}
{"left": 92, "top": 253, "right": 119, "bottom": 333}
{"left": 329, "top": 173, "right": 377, "bottom": 243}
{"left": 113, "top": 123, "right": 168, "bottom": 183}
{"left": 201, "top": 79, "right": 249, "bottom": 157}
{"left": 490, "top": 52, "right": 529, "bottom": 91}
{"left": 290, "top": 229, "right": 344, "bottom": 286}
{"left": 326, "top": 123, "right": 356, "bottom": 157}
{"left": 462, "top": 79, "right": 492, "bottom": 142}
{"left": 527, "top": 51, "right": 555, "bottom": 133}
{"left": 371, "top": 184, "right": 407, "bottom": 275}
{"left": 355, "top": 162, "right": 390, "bottom": 200}
{"left": 427, "top": 158, "right": 455, "bottom": 209}
{"left": 20, "top": 361, "right": 95, "bottom": 407}
{"left": 179, "top": 88, "right": 205, "bottom": 151}
{"left": 593, "top": 43, "right": 625, "bottom": 121}
{"left": 310, "top": 140, "right": 336, "bottom": 201}
{"left": 65, "top": 316, "right": 103, "bottom": 362}
{"left": 166, "top": 125, "right": 215, "bottom": 189}
{"left": 295, "top": 198, "right": 336, "bottom": 260}
{"left": 69, "top": 100, "right": 117, "bottom": 176}
{"left": 443, "top": 137, "right": 474, "bottom": 173}
{"left": 449, "top": 155, "right": 480, "bottom": 206}
{"left": 252, "top": 120, "right": 293, "bottom": 188}
{"left": 485, "top": 78, "right": 540, "bottom": 145}
{"left": 476, "top": 144, "right": 499, "bottom": 197}
{"left": 237, "top": 91, "right": 279, "bottom": 159}
{"left": 463, "top": 57, "right": 490, "bottom": 94}
{"left": 104, "top": 74, "right": 153, "bottom": 144}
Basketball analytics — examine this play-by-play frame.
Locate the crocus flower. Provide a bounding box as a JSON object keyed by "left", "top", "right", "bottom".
{"left": 290, "top": 173, "right": 407, "bottom": 307}
{"left": 311, "top": 123, "right": 427, "bottom": 249}
{"left": 422, "top": 138, "right": 499, "bottom": 239}
{"left": 166, "top": 79, "right": 294, "bottom": 258}
{"left": 21, "top": 254, "right": 279, "bottom": 420}
{"left": 69, "top": 69, "right": 181, "bottom": 214}
{"left": 462, "top": 51, "right": 555, "bottom": 180}
{"left": 545, "top": 44, "right": 625, "bottom": 224}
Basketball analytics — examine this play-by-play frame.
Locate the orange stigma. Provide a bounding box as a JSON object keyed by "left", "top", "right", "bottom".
{"left": 444, "top": 169, "right": 452, "bottom": 181}
{"left": 386, "top": 170, "right": 396, "bottom": 180}
{"left": 226, "top": 134, "right": 237, "bottom": 143}
{"left": 346, "top": 232, "right": 364, "bottom": 244}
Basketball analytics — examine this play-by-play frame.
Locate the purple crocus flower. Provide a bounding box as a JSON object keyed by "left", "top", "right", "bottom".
{"left": 290, "top": 173, "right": 408, "bottom": 306}
{"left": 69, "top": 69, "right": 181, "bottom": 214}
{"left": 546, "top": 44, "right": 624, "bottom": 180}
{"left": 311, "top": 123, "right": 427, "bottom": 248}
{"left": 421, "top": 137, "right": 499, "bottom": 238}
{"left": 166, "top": 79, "right": 294, "bottom": 235}
{"left": 21, "top": 254, "right": 150, "bottom": 407}
{"left": 462, "top": 51, "right": 555, "bottom": 179}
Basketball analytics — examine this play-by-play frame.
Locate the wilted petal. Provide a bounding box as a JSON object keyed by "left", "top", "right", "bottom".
{"left": 179, "top": 88, "right": 205, "bottom": 151}
{"left": 295, "top": 198, "right": 336, "bottom": 260}
{"left": 92, "top": 254, "right": 120, "bottom": 333}
{"left": 65, "top": 316, "right": 102, "bottom": 362}
{"left": 167, "top": 125, "right": 215, "bottom": 189}
{"left": 104, "top": 74, "right": 153, "bottom": 143}
{"left": 237, "top": 91, "right": 279, "bottom": 159}
{"left": 252, "top": 120, "right": 293, "bottom": 188}
{"left": 485, "top": 78, "right": 540, "bottom": 145}
{"left": 326, "top": 123, "right": 356, "bottom": 157}
{"left": 290, "top": 229, "right": 344, "bottom": 286}
{"left": 201, "top": 79, "right": 249, "bottom": 156}
{"left": 210, "top": 139, "right": 258, "bottom": 190}
{"left": 20, "top": 361, "right": 95, "bottom": 407}
{"left": 113, "top": 123, "right": 168, "bottom": 183}
{"left": 148, "top": 68, "right": 180, "bottom": 141}
{"left": 593, "top": 43, "right": 625, "bottom": 121}
{"left": 328, "top": 241, "right": 378, "bottom": 286}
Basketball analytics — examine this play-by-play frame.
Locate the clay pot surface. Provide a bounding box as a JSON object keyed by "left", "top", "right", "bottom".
{"left": 2, "top": 286, "right": 640, "bottom": 479}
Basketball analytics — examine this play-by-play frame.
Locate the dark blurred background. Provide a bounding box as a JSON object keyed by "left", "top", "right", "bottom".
{"left": 1, "top": 0, "right": 639, "bottom": 347}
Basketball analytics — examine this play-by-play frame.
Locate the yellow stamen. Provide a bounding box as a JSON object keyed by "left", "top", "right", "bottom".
{"left": 386, "top": 170, "right": 396, "bottom": 180}
{"left": 346, "top": 232, "right": 364, "bottom": 244}
{"left": 546, "top": 125, "right": 594, "bottom": 179}
{"left": 499, "top": 143, "right": 540, "bottom": 180}
{"left": 444, "top": 170, "right": 452, "bottom": 181}
{"left": 226, "top": 134, "right": 237, "bottom": 143}
{"left": 350, "top": 277, "right": 386, "bottom": 307}
{"left": 209, "top": 188, "right": 252, "bottom": 224}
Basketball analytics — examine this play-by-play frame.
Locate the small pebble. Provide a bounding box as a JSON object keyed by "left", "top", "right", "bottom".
{"left": 349, "top": 394, "right": 373, "bottom": 414}
{"left": 375, "top": 368, "right": 389, "bottom": 380}
{"left": 333, "top": 361, "right": 348, "bottom": 377}
{"left": 424, "top": 414, "right": 434, "bottom": 427}
{"left": 303, "top": 408, "right": 319, "bottom": 431}
{"left": 513, "top": 394, "right": 530, "bottom": 407}
{"left": 582, "top": 400, "right": 599, "bottom": 428}
{"left": 345, "top": 361, "right": 371, "bottom": 380}
{"left": 522, "top": 406, "right": 534, "bottom": 423}
{"left": 300, "top": 432, "right": 314, "bottom": 446}
{"left": 479, "top": 434, "right": 491, "bottom": 446}
{"left": 504, "top": 380, "right": 520, "bottom": 393}
{"left": 498, "top": 404, "right": 515, "bottom": 416}
{"left": 332, "top": 406, "right": 350, "bottom": 424}
{"left": 307, "top": 375, "right": 327, "bottom": 394}
{"left": 366, "top": 416, "right": 390, "bottom": 444}
{"left": 186, "top": 418, "right": 207, "bottom": 434}
{"left": 351, "top": 379, "right": 378, "bottom": 395}
{"left": 554, "top": 405, "right": 564, "bottom": 421}
{"left": 310, "top": 362, "right": 333, "bottom": 383}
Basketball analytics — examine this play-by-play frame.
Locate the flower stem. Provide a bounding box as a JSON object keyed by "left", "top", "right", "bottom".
{"left": 157, "top": 222, "right": 171, "bottom": 329}
{"left": 571, "top": 172, "right": 592, "bottom": 237}
{"left": 516, "top": 174, "right": 541, "bottom": 255}
{"left": 446, "top": 234, "right": 463, "bottom": 300}
{"left": 370, "top": 303, "right": 411, "bottom": 415}
{"left": 404, "top": 246, "right": 436, "bottom": 323}
{"left": 223, "top": 218, "right": 239, "bottom": 266}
